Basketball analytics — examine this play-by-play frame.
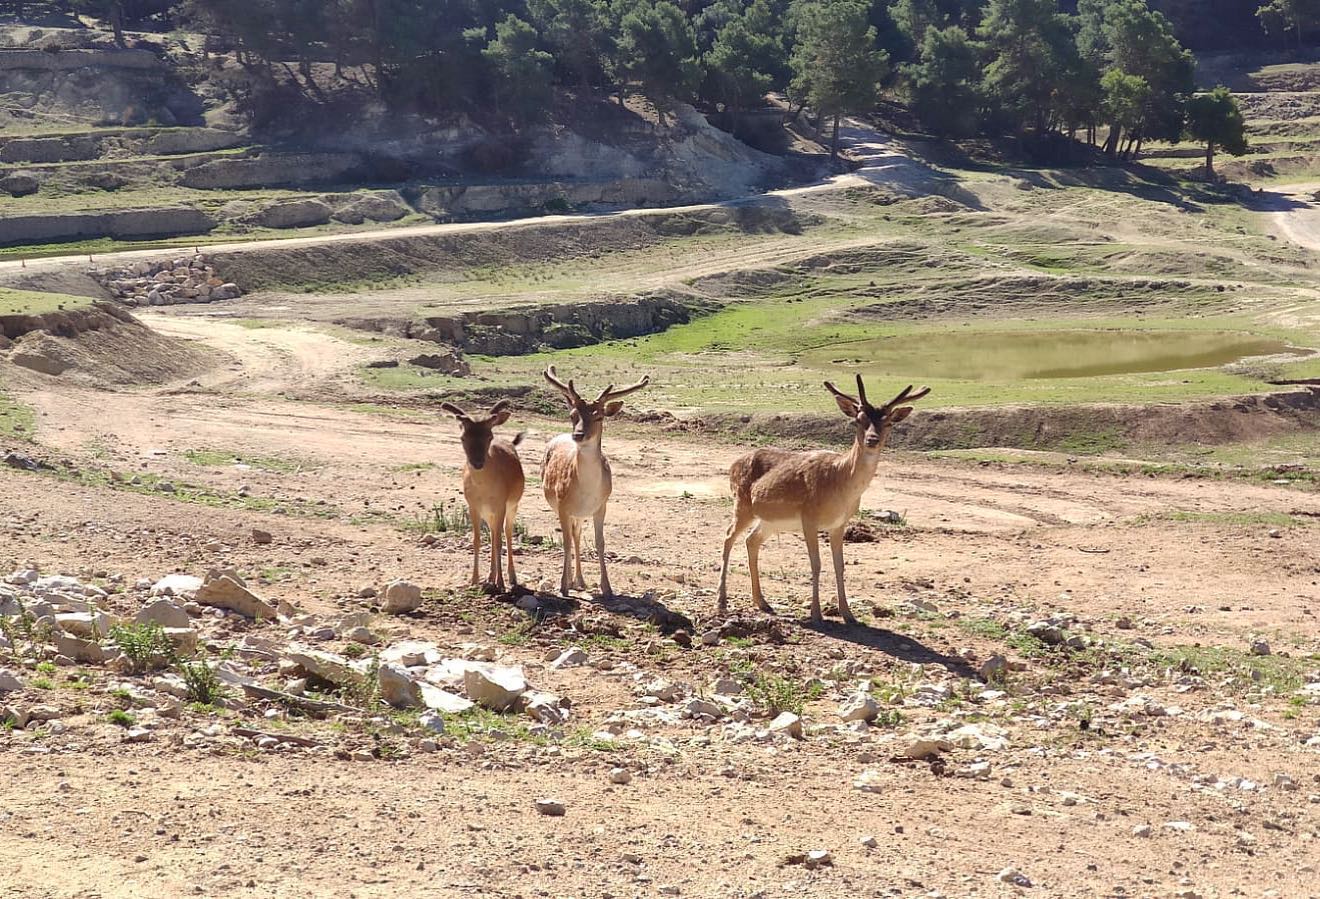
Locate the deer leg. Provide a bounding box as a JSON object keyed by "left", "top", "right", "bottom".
{"left": 469, "top": 508, "right": 482, "bottom": 587}
{"left": 571, "top": 520, "right": 587, "bottom": 590}
{"left": 488, "top": 510, "right": 505, "bottom": 594}
{"left": 716, "top": 504, "right": 755, "bottom": 615}
{"left": 593, "top": 507, "right": 612, "bottom": 599}
{"left": 558, "top": 510, "right": 575, "bottom": 596}
{"left": 829, "top": 528, "right": 856, "bottom": 624}
{"left": 803, "top": 523, "right": 823, "bottom": 623}
{"left": 504, "top": 501, "right": 519, "bottom": 589}
{"left": 746, "top": 525, "right": 775, "bottom": 615}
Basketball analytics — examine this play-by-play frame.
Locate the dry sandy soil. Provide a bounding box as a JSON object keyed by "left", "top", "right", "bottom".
{"left": 0, "top": 306, "right": 1318, "bottom": 899}
{"left": 1, "top": 128, "right": 1318, "bottom": 899}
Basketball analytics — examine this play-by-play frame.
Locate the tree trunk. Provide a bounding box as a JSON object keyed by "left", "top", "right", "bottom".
{"left": 110, "top": 2, "right": 126, "bottom": 48}
{"left": 1132, "top": 136, "right": 1143, "bottom": 160}
{"left": 831, "top": 112, "right": 841, "bottom": 160}
{"left": 1205, "top": 141, "right": 1216, "bottom": 178}
{"left": 1103, "top": 124, "right": 1121, "bottom": 158}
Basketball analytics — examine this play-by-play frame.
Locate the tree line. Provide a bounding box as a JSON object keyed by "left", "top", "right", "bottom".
{"left": 70, "top": 0, "right": 1250, "bottom": 171}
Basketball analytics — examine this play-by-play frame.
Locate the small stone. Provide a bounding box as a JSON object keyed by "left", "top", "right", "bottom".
{"left": 684, "top": 698, "right": 722, "bottom": 719}
{"left": 381, "top": 580, "right": 423, "bottom": 614}
{"left": 860, "top": 834, "right": 878, "bottom": 848}
{"left": 804, "top": 849, "right": 832, "bottom": 870}
{"left": 0, "top": 669, "right": 25, "bottom": 693}
{"left": 609, "top": 767, "right": 632, "bottom": 785}
{"left": 535, "top": 798, "right": 566, "bottom": 817}
{"left": 463, "top": 664, "right": 527, "bottom": 712}
{"left": 122, "top": 727, "right": 153, "bottom": 744}
{"left": 251, "top": 529, "right": 273, "bottom": 545}
{"left": 997, "top": 867, "right": 1031, "bottom": 887}
{"left": 854, "top": 769, "right": 884, "bottom": 793}
{"left": 419, "top": 711, "right": 446, "bottom": 734}
{"left": 550, "top": 648, "right": 588, "bottom": 669}
{"left": 1249, "top": 640, "right": 1271, "bottom": 657}
{"left": 700, "top": 629, "right": 720, "bottom": 646}
{"left": 1131, "top": 824, "right": 1152, "bottom": 837}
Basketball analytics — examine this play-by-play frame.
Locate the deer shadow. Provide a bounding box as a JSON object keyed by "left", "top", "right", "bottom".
{"left": 801, "top": 618, "right": 979, "bottom": 679}
{"left": 509, "top": 590, "right": 694, "bottom": 634}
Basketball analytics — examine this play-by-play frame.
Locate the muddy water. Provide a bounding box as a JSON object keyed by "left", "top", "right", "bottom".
{"left": 804, "top": 329, "right": 1308, "bottom": 381}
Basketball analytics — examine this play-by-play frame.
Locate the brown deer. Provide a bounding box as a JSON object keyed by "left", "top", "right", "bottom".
{"left": 541, "top": 365, "right": 650, "bottom": 597}
{"left": 439, "top": 399, "right": 525, "bottom": 593}
{"left": 715, "top": 378, "right": 930, "bottom": 623}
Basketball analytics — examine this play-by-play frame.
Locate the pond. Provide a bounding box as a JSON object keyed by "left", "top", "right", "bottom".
{"left": 801, "top": 329, "right": 1308, "bottom": 381}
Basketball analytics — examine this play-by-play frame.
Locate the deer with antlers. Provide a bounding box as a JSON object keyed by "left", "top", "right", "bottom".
{"left": 541, "top": 365, "right": 650, "bottom": 597}
{"left": 716, "top": 378, "right": 930, "bottom": 623}
{"left": 439, "top": 399, "right": 525, "bottom": 593}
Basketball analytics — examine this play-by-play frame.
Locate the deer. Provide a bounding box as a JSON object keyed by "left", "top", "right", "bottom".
{"left": 715, "top": 378, "right": 930, "bottom": 624}
{"left": 541, "top": 365, "right": 650, "bottom": 598}
{"left": 439, "top": 399, "right": 525, "bottom": 594}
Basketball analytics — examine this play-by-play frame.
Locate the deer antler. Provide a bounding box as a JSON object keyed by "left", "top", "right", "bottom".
{"left": 854, "top": 374, "right": 870, "bottom": 408}
{"left": 823, "top": 380, "right": 860, "bottom": 407}
{"left": 881, "top": 384, "right": 932, "bottom": 411}
{"left": 598, "top": 375, "right": 650, "bottom": 403}
{"left": 543, "top": 365, "right": 580, "bottom": 403}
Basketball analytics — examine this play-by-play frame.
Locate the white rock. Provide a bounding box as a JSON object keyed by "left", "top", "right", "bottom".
{"left": 195, "top": 575, "right": 277, "bottom": 619}
{"left": 524, "top": 690, "right": 570, "bottom": 724}
{"left": 854, "top": 769, "right": 884, "bottom": 793}
{"left": 550, "top": 648, "right": 588, "bottom": 669}
{"left": 838, "top": 693, "right": 880, "bottom": 723}
{"left": 768, "top": 712, "right": 803, "bottom": 739}
{"left": 684, "top": 698, "right": 722, "bottom": 719}
{"left": 380, "top": 640, "right": 442, "bottom": 667}
{"left": 534, "top": 798, "right": 565, "bottom": 816}
{"left": 151, "top": 574, "right": 203, "bottom": 598}
{"left": 122, "top": 727, "right": 153, "bottom": 743}
{"left": 903, "top": 737, "right": 951, "bottom": 759}
{"left": 997, "top": 867, "right": 1031, "bottom": 887}
{"left": 804, "top": 849, "right": 833, "bottom": 869}
{"left": 381, "top": 580, "right": 423, "bottom": 614}
{"left": 136, "top": 599, "right": 191, "bottom": 629}
{"left": 419, "top": 683, "right": 475, "bottom": 714}
{"left": 419, "top": 711, "right": 446, "bottom": 734}
{"left": 946, "top": 722, "right": 1009, "bottom": 751}
{"left": 0, "top": 669, "right": 26, "bottom": 692}
{"left": 286, "top": 649, "right": 365, "bottom": 688}
{"left": 609, "top": 767, "right": 632, "bottom": 785}
{"left": 377, "top": 663, "right": 420, "bottom": 709}
{"left": 463, "top": 664, "right": 527, "bottom": 712}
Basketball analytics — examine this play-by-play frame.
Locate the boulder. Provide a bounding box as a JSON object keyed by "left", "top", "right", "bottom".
{"left": 381, "top": 580, "right": 423, "bottom": 615}
{"left": 53, "top": 633, "right": 108, "bottom": 664}
{"left": 151, "top": 574, "right": 203, "bottom": 598}
{"left": 0, "top": 172, "right": 39, "bottom": 197}
{"left": 768, "top": 712, "right": 803, "bottom": 739}
{"left": 838, "top": 693, "right": 880, "bottom": 723}
{"left": 195, "top": 575, "right": 277, "bottom": 619}
{"left": 549, "top": 648, "right": 588, "bottom": 669}
{"left": 381, "top": 640, "right": 442, "bottom": 668}
{"left": 285, "top": 649, "right": 364, "bottom": 688}
{"left": 256, "top": 199, "right": 333, "bottom": 230}
{"left": 330, "top": 191, "right": 410, "bottom": 225}
{"left": 378, "top": 663, "right": 420, "bottom": 709}
{"left": 136, "top": 599, "right": 191, "bottom": 630}
{"left": 463, "top": 664, "right": 527, "bottom": 712}
{"left": 419, "top": 683, "right": 474, "bottom": 714}
{"left": 0, "top": 669, "right": 25, "bottom": 692}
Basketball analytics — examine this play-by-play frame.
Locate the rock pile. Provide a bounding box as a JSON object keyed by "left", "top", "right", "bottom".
{"left": 96, "top": 256, "right": 241, "bottom": 307}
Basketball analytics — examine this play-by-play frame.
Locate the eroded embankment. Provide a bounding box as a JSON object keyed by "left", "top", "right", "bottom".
{"left": 343, "top": 290, "right": 717, "bottom": 355}
{"left": 0, "top": 303, "right": 211, "bottom": 384}
{"left": 690, "top": 388, "right": 1320, "bottom": 453}
{"left": 210, "top": 203, "right": 810, "bottom": 293}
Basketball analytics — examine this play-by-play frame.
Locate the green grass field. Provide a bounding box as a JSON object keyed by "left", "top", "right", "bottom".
{"left": 0, "top": 288, "right": 94, "bottom": 316}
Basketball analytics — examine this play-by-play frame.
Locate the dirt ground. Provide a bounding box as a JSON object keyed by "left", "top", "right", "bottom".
{"left": 1, "top": 301, "right": 1318, "bottom": 898}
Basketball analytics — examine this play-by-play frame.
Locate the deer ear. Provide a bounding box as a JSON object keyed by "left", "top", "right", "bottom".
{"left": 889, "top": 406, "right": 915, "bottom": 424}
{"left": 489, "top": 409, "right": 512, "bottom": 427}
{"left": 604, "top": 400, "right": 625, "bottom": 417}
{"left": 832, "top": 393, "right": 860, "bottom": 417}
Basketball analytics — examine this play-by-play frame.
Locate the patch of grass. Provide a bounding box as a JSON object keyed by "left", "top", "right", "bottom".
{"left": 0, "top": 288, "right": 94, "bottom": 316}
{"left": 183, "top": 448, "right": 317, "bottom": 473}
{"left": 954, "top": 617, "right": 1010, "bottom": 641}
{"left": 445, "top": 707, "right": 547, "bottom": 744}
{"left": 176, "top": 657, "right": 226, "bottom": 705}
{"left": 579, "top": 634, "right": 629, "bottom": 651}
{"left": 109, "top": 622, "right": 174, "bottom": 674}
{"left": 0, "top": 391, "right": 35, "bottom": 441}
{"left": 106, "top": 709, "right": 135, "bottom": 728}
{"left": 732, "top": 661, "right": 822, "bottom": 716}
{"left": 404, "top": 501, "right": 472, "bottom": 535}
{"left": 1135, "top": 510, "right": 1305, "bottom": 528}
{"left": 565, "top": 726, "right": 621, "bottom": 753}
{"left": 1149, "top": 645, "right": 1316, "bottom": 694}
{"left": 498, "top": 621, "right": 535, "bottom": 646}
{"left": 392, "top": 462, "right": 439, "bottom": 473}
{"left": 35, "top": 661, "right": 57, "bottom": 675}
{"left": 30, "top": 677, "right": 53, "bottom": 690}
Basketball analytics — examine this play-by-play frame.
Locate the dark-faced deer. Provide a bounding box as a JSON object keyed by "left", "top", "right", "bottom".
{"left": 541, "top": 365, "right": 649, "bottom": 597}
{"left": 715, "top": 378, "right": 930, "bottom": 623}
{"left": 439, "top": 399, "right": 525, "bottom": 593}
